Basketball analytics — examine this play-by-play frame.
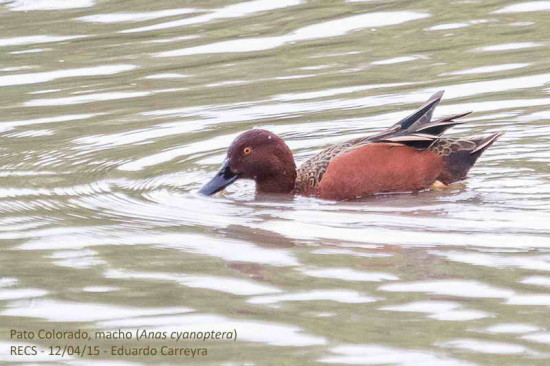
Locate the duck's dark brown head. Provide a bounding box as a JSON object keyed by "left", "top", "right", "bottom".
{"left": 199, "top": 129, "right": 297, "bottom": 196}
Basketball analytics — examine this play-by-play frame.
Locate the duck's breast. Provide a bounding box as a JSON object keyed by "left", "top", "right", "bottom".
{"left": 314, "top": 143, "right": 443, "bottom": 200}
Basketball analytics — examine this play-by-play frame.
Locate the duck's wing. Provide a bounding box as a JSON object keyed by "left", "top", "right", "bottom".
{"left": 372, "top": 112, "right": 473, "bottom": 149}
{"left": 341, "top": 111, "right": 472, "bottom": 151}
{"left": 368, "top": 90, "right": 445, "bottom": 140}
{"left": 413, "top": 112, "right": 471, "bottom": 135}
{"left": 350, "top": 91, "right": 469, "bottom": 148}
{"left": 393, "top": 90, "right": 445, "bottom": 131}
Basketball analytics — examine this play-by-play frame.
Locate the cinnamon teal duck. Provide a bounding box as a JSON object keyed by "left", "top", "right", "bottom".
{"left": 199, "top": 91, "right": 502, "bottom": 200}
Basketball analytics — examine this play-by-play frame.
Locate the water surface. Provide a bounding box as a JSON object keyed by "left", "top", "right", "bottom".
{"left": 0, "top": 0, "right": 549, "bottom": 364}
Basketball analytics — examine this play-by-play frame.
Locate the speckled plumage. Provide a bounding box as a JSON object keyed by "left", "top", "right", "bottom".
{"left": 295, "top": 141, "right": 355, "bottom": 194}
{"left": 429, "top": 138, "right": 476, "bottom": 156}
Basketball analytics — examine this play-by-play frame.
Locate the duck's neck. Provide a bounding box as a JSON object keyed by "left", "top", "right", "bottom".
{"left": 256, "top": 158, "right": 297, "bottom": 195}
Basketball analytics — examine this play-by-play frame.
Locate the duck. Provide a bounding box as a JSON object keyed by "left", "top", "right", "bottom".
{"left": 199, "top": 91, "right": 502, "bottom": 200}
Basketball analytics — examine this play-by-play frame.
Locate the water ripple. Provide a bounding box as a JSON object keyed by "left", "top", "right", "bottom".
{"left": 156, "top": 11, "right": 430, "bottom": 57}
{"left": 1, "top": 1, "right": 549, "bottom": 364}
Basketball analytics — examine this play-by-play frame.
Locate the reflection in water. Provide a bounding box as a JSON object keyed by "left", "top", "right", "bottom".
{"left": 0, "top": 0, "right": 549, "bottom": 364}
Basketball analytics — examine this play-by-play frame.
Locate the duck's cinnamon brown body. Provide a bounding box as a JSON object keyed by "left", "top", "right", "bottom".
{"left": 305, "top": 144, "right": 443, "bottom": 200}
{"left": 199, "top": 91, "right": 502, "bottom": 200}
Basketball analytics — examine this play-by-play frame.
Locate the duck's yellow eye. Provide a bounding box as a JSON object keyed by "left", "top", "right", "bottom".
{"left": 243, "top": 147, "right": 252, "bottom": 155}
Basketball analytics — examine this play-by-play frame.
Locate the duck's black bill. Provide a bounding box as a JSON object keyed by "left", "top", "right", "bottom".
{"left": 198, "top": 160, "right": 238, "bottom": 196}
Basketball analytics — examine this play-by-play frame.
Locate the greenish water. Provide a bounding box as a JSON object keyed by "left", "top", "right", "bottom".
{"left": 0, "top": 0, "right": 549, "bottom": 364}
